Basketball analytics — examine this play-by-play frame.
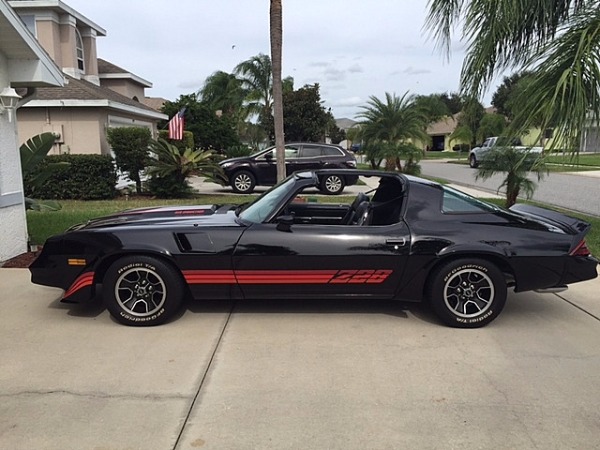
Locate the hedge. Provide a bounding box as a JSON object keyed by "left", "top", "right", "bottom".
{"left": 25, "top": 154, "right": 117, "bottom": 200}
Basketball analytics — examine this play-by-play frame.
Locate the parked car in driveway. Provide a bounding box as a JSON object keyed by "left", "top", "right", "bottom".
{"left": 30, "top": 169, "right": 598, "bottom": 328}
{"left": 469, "top": 136, "right": 544, "bottom": 168}
{"left": 219, "top": 143, "right": 358, "bottom": 194}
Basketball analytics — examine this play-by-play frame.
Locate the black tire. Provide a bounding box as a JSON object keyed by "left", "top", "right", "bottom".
{"left": 230, "top": 170, "right": 256, "bottom": 194}
{"left": 469, "top": 154, "right": 478, "bottom": 168}
{"left": 427, "top": 259, "right": 507, "bottom": 328}
{"left": 103, "top": 256, "right": 185, "bottom": 326}
{"left": 320, "top": 174, "right": 345, "bottom": 195}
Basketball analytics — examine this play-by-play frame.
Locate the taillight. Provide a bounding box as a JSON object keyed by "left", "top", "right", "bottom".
{"left": 570, "top": 240, "right": 591, "bottom": 256}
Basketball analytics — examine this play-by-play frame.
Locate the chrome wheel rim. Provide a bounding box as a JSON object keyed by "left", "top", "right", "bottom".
{"left": 234, "top": 174, "right": 252, "bottom": 192}
{"left": 444, "top": 268, "right": 494, "bottom": 318}
{"left": 325, "top": 176, "right": 342, "bottom": 193}
{"left": 114, "top": 267, "right": 167, "bottom": 317}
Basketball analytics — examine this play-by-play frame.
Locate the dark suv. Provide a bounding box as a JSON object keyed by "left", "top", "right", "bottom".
{"left": 219, "top": 143, "right": 358, "bottom": 194}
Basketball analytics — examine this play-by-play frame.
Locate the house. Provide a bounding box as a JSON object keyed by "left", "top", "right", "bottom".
{"left": 0, "top": 0, "right": 64, "bottom": 262}
{"left": 426, "top": 114, "right": 459, "bottom": 151}
{"left": 9, "top": 0, "right": 167, "bottom": 155}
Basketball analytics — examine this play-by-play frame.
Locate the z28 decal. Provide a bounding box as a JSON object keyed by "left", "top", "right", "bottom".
{"left": 182, "top": 269, "right": 393, "bottom": 285}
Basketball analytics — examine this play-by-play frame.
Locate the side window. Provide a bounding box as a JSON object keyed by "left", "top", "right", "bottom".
{"left": 300, "top": 146, "right": 322, "bottom": 158}
{"left": 441, "top": 187, "right": 497, "bottom": 213}
{"left": 285, "top": 146, "right": 300, "bottom": 158}
{"left": 322, "top": 147, "right": 343, "bottom": 156}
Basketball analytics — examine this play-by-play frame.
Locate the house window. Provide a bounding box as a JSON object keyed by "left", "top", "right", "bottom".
{"left": 20, "top": 15, "right": 37, "bottom": 37}
{"left": 75, "top": 28, "right": 85, "bottom": 72}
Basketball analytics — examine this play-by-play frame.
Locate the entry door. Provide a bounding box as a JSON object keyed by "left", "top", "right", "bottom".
{"left": 232, "top": 222, "right": 410, "bottom": 299}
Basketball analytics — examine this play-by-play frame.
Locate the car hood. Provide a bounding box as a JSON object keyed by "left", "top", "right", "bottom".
{"left": 68, "top": 205, "right": 241, "bottom": 231}
{"left": 219, "top": 156, "right": 252, "bottom": 165}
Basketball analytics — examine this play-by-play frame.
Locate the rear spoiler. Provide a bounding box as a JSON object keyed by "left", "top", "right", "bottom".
{"left": 510, "top": 204, "right": 591, "bottom": 253}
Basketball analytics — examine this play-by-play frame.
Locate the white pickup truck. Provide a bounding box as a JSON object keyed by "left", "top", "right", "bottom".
{"left": 468, "top": 137, "right": 543, "bottom": 168}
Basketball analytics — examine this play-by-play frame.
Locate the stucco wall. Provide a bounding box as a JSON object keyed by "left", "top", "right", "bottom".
{"left": 17, "top": 107, "right": 106, "bottom": 154}
{"left": 100, "top": 79, "right": 146, "bottom": 101}
{"left": 17, "top": 107, "right": 159, "bottom": 155}
{"left": 0, "top": 55, "right": 28, "bottom": 262}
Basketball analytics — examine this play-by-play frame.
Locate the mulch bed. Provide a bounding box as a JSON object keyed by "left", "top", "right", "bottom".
{"left": 2, "top": 250, "right": 41, "bottom": 268}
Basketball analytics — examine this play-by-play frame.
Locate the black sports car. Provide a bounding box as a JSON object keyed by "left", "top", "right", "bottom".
{"left": 30, "top": 170, "right": 598, "bottom": 328}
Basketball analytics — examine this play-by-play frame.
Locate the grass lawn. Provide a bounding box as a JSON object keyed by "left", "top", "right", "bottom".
{"left": 423, "top": 151, "right": 465, "bottom": 160}
{"left": 545, "top": 153, "right": 600, "bottom": 167}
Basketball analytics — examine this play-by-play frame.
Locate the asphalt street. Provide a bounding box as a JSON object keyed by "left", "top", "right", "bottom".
{"left": 1, "top": 268, "right": 600, "bottom": 449}
{"left": 420, "top": 159, "right": 600, "bottom": 217}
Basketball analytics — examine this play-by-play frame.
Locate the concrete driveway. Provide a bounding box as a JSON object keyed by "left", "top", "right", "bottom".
{"left": 1, "top": 268, "right": 599, "bottom": 449}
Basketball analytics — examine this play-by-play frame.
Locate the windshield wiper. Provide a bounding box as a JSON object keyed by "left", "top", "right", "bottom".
{"left": 235, "top": 202, "right": 249, "bottom": 217}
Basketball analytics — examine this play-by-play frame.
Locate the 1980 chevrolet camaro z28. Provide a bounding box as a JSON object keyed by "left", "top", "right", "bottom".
{"left": 30, "top": 170, "right": 598, "bottom": 328}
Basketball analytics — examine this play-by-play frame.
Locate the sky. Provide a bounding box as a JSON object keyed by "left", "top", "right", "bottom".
{"left": 64, "top": 0, "right": 500, "bottom": 119}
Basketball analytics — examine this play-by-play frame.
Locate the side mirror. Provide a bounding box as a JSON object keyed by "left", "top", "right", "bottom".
{"left": 276, "top": 214, "right": 294, "bottom": 232}
{"left": 265, "top": 152, "right": 274, "bottom": 160}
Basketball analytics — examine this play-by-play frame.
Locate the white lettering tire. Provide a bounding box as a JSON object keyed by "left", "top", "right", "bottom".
{"left": 427, "top": 259, "right": 507, "bottom": 328}
{"left": 103, "top": 256, "right": 185, "bottom": 326}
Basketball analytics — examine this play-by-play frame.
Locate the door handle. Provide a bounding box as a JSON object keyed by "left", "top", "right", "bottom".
{"left": 386, "top": 238, "right": 406, "bottom": 246}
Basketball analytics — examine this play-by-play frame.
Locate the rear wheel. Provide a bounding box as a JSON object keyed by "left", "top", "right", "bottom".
{"left": 320, "top": 174, "right": 345, "bottom": 195}
{"left": 427, "top": 259, "right": 507, "bottom": 328}
{"left": 103, "top": 256, "right": 185, "bottom": 326}
{"left": 230, "top": 170, "right": 256, "bottom": 194}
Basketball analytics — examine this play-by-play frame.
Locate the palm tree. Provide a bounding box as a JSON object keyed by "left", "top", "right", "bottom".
{"left": 234, "top": 53, "right": 273, "bottom": 121}
{"left": 426, "top": 1, "right": 600, "bottom": 152}
{"left": 449, "top": 125, "right": 474, "bottom": 157}
{"left": 199, "top": 70, "right": 246, "bottom": 119}
{"left": 476, "top": 148, "right": 548, "bottom": 207}
{"left": 269, "top": 1, "right": 285, "bottom": 182}
{"left": 357, "top": 92, "right": 428, "bottom": 172}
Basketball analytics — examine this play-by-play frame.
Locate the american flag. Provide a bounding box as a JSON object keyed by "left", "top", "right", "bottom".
{"left": 168, "top": 107, "right": 186, "bottom": 140}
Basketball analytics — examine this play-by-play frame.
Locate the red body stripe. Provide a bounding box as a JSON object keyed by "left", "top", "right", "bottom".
{"left": 64, "top": 272, "right": 95, "bottom": 298}
{"left": 182, "top": 270, "right": 391, "bottom": 285}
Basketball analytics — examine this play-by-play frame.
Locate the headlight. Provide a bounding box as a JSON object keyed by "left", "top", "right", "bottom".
{"left": 220, "top": 162, "right": 234, "bottom": 168}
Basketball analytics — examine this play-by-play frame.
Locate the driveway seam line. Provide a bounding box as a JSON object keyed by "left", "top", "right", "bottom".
{"left": 555, "top": 293, "right": 600, "bottom": 323}
{"left": 172, "top": 300, "right": 237, "bottom": 450}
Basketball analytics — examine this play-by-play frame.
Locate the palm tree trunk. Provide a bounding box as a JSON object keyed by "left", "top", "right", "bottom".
{"left": 270, "top": 0, "right": 285, "bottom": 182}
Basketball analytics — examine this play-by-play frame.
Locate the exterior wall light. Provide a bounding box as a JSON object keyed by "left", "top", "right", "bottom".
{"left": 0, "top": 87, "right": 22, "bottom": 123}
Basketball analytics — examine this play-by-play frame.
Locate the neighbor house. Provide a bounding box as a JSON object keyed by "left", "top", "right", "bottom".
{"left": 0, "top": 0, "right": 64, "bottom": 262}
{"left": 8, "top": 0, "right": 167, "bottom": 155}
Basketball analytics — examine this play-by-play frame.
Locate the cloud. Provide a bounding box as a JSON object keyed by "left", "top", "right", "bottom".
{"left": 333, "top": 96, "right": 363, "bottom": 107}
{"left": 324, "top": 67, "right": 346, "bottom": 81}
{"left": 309, "top": 61, "right": 331, "bottom": 68}
{"left": 347, "top": 64, "right": 363, "bottom": 73}
{"left": 402, "top": 67, "right": 432, "bottom": 76}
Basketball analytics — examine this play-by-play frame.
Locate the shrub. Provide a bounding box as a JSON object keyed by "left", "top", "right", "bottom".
{"left": 25, "top": 154, "right": 117, "bottom": 200}
{"left": 147, "top": 174, "right": 195, "bottom": 198}
{"left": 146, "top": 139, "right": 223, "bottom": 198}
{"left": 107, "top": 127, "right": 151, "bottom": 194}
{"left": 224, "top": 145, "right": 252, "bottom": 158}
{"left": 157, "top": 130, "right": 195, "bottom": 152}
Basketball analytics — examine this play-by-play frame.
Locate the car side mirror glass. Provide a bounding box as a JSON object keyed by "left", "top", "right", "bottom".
{"left": 265, "top": 152, "right": 273, "bottom": 160}
{"left": 276, "top": 214, "right": 294, "bottom": 232}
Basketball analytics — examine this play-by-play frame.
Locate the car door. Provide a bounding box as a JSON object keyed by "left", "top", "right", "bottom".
{"left": 294, "top": 144, "right": 325, "bottom": 173}
{"left": 232, "top": 221, "right": 411, "bottom": 300}
{"left": 253, "top": 148, "right": 278, "bottom": 185}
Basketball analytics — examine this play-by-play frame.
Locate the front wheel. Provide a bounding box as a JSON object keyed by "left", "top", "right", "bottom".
{"left": 230, "top": 170, "right": 256, "bottom": 194}
{"left": 469, "top": 154, "right": 478, "bottom": 168}
{"left": 427, "top": 259, "right": 507, "bottom": 328}
{"left": 103, "top": 256, "right": 185, "bottom": 326}
{"left": 320, "top": 174, "right": 345, "bottom": 195}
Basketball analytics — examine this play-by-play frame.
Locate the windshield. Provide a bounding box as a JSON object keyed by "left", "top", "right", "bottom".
{"left": 238, "top": 177, "right": 297, "bottom": 223}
